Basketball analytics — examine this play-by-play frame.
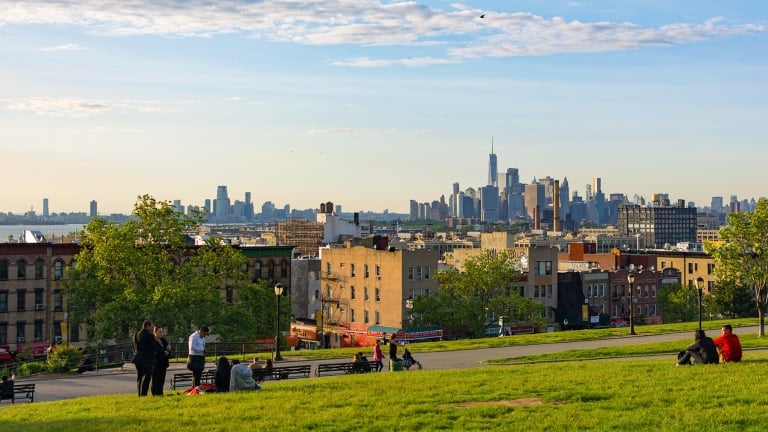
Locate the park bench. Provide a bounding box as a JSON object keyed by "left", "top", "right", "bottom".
{"left": 269, "top": 364, "right": 311, "bottom": 380}
{"left": 315, "top": 361, "right": 376, "bottom": 377}
{"left": 170, "top": 369, "right": 216, "bottom": 390}
{"left": 0, "top": 383, "right": 35, "bottom": 404}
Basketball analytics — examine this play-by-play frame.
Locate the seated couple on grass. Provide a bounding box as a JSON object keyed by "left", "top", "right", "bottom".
{"left": 677, "top": 325, "right": 742, "bottom": 366}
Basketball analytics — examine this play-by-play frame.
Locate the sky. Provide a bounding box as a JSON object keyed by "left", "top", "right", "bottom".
{"left": 1, "top": 1, "right": 766, "bottom": 215}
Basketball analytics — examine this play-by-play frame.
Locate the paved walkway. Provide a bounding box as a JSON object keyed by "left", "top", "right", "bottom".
{"left": 17, "top": 326, "right": 761, "bottom": 403}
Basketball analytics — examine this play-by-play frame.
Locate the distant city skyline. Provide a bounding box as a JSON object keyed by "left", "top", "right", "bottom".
{"left": 2, "top": 1, "right": 766, "bottom": 214}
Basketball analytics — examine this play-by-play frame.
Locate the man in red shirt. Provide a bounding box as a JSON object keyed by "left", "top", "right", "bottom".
{"left": 713, "top": 324, "right": 742, "bottom": 362}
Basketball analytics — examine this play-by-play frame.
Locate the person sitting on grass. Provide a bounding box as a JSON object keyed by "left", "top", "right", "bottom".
{"left": 714, "top": 324, "right": 743, "bottom": 363}
{"left": 677, "top": 330, "right": 719, "bottom": 365}
{"left": 230, "top": 359, "right": 259, "bottom": 391}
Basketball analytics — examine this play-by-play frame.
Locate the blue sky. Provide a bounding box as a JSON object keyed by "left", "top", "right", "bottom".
{"left": 1, "top": 1, "right": 766, "bottom": 215}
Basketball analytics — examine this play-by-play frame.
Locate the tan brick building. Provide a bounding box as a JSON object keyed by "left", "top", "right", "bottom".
{"left": 315, "top": 242, "right": 440, "bottom": 348}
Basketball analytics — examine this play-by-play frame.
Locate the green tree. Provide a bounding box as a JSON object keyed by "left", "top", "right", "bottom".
{"left": 706, "top": 197, "right": 768, "bottom": 336}
{"left": 657, "top": 282, "right": 697, "bottom": 323}
{"left": 412, "top": 249, "right": 546, "bottom": 337}
{"left": 217, "top": 280, "right": 288, "bottom": 341}
{"left": 707, "top": 280, "right": 756, "bottom": 319}
{"left": 64, "top": 195, "right": 249, "bottom": 343}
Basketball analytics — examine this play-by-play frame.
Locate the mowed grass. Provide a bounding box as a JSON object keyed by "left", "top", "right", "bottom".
{"left": 3, "top": 353, "right": 768, "bottom": 431}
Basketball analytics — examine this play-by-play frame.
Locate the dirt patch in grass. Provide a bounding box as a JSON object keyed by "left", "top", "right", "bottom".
{"left": 440, "top": 397, "right": 558, "bottom": 409}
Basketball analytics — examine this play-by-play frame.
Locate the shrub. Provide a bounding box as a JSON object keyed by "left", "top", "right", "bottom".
{"left": 17, "top": 361, "right": 45, "bottom": 376}
{"left": 46, "top": 346, "right": 84, "bottom": 373}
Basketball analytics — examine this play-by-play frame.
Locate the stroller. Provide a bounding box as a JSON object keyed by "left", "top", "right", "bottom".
{"left": 402, "top": 348, "right": 423, "bottom": 370}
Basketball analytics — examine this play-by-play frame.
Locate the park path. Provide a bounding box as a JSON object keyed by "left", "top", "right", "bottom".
{"left": 18, "top": 326, "right": 760, "bottom": 403}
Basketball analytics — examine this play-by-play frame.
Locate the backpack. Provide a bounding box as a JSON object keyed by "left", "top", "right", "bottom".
{"left": 184, "top": 383, "right": 217, "bottom": 395}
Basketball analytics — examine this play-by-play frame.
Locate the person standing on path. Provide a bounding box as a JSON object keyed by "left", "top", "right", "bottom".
{"left": 372, "top": 340, "right": 384, "bottom": 372}
{"left": 187, "top": 326, "right": 210, "bottom": 388}
{"left": 151, "top": 326, "right": 172, "bottom": 395}
{"left": 133, "top": 320, "right": 163, "bottom": 396}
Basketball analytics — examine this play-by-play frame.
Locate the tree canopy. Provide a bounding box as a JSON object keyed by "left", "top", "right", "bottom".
{"left": 410, "top": 249, "right": 547, "bottom": 338}
{"left": 64, "top": 195, "right": 251, "bottom": 342}
{"left": 706, "top": 197, "right": 768, "bottom": 336}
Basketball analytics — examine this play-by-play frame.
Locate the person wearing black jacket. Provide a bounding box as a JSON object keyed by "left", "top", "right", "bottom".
{"left": 132, "top": 320, "right": 164, "bottom": 396}
{"left": 150, "top": 326, "right": 172, "bottom": 396}
{"left": 677, "top": 330, "right": 719, "bottom": 365}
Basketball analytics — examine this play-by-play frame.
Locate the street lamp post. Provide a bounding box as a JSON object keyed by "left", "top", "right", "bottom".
{"left": 273, "top": 283, "right": 284, "bottom": 361}
{"left": 696, "top": 277, "right": 704, "bottom": 331}
{"left": 627, "top": 273, "right": 636, "bottom": 335}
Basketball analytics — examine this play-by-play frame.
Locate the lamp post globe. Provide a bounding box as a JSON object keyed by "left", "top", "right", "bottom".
{"left": 627, "top": 273, "right": 636, "bottom": 335}
{"left": 274, "top": 283, "right": 284, "bottom": 361}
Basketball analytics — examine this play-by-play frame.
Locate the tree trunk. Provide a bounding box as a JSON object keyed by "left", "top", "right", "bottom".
{"left": 760, "top": 308, "right": 765, "bottom": 337}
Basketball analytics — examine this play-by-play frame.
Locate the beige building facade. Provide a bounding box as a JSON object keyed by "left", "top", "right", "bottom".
{"left": 314, "top": 243, "right": 440, "bottom": 348}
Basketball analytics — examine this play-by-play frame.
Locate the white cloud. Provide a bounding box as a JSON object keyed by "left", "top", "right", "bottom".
{"left": 305, "top": 128, "right": 355, "bottom": 136}
{"left": 6, "top": 97, "right": 110, "bottom": 117}
{"left": 39, "top": 43, "right": 87, "bottom": 51}
{"left": 1, "top": 1, "right": 763, "bottom": 66}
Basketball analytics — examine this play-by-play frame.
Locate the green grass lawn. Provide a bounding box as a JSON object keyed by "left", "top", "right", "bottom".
{"left": 2, "top": 353, "right": 767, "bottom": 431}
{"left": 2, "top": 316, "right": 767, "bottom": 432}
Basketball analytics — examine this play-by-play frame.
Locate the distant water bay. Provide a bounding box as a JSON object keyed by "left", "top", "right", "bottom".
{"left": 0, "top": 224, "right": 85, "bottom": 243}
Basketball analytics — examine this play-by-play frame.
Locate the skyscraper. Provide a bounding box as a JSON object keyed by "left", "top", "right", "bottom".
{"left": 487, "top": 140, "right": 498, "bottom": 187}
{"left": 215, "top": 186, "right": 230, "bottom": 222}
{"left": 481, "top": 142, "right": 499, "bottom": 222}
{"left": 42, "top": 198, "right": 49, "bottom": 219}
{"left": 89, "top": 200, "right": 97, "bottom": 218}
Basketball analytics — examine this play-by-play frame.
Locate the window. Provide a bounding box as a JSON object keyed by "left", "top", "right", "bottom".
{"left": 364, "top": 287, "right": 369, "bottom": 301}
{"left": 536, "top": 261, "right": 552, "bottom": 276}
{"left": 16, "top": 322, "right": 25, "bottom": 343}
{"left": 54, "top": 321, "right": 62, "bottom": 341}
{"left": 267, "top": 261, "right": 275, "bottom": 278}
{"left": 241, "top": 262, "right": 249, "bottom": 274}
{"left": 0, "top": 259, "right": 7, "bottom": 280}
{"left": 660, "top": 261, "right": 667, "bottom": 269}
{"left": 547, "top": 285, "right": 552, "bottom": 298}
{"left": 408, "top": 266, "right": 414, "bottom": 280}
{"left": 375, "top": 265, "right": 381, "bottom": 279}
{"left": 0, "top": 291, "right": 7, "bottom": 312}
{"left": 351, "top": 264, "right": 356, "bottom": 277}
{"left": 364, "top": 310, "right": 369, "bottom": 324}
{"left": 17, "top": 259, "right": 26, "bottom": 279}
{"left": 34, "top": 320, "right": 43, "bottom": 342}
{"left": 70, "top": 322, "right": 80, "bottom": 342}
{"left": 253, "top": 262, "right": 262, "bottom": 280}
{"left": 0, "top": 323, "right": 6, "bottom": 344}
{"left": 326, "top": 262, "right": 332, "bottom": 275}
{"left": 314, "top": 290, "right": 319, "bottom": 300}
{"left": 54, "top": 260, "right": 63, "bottom": 280}
{"left": 375, "top": 311, "right": 380, "bottom": 325}
{"left": 226, "top": 286, "right": 233, "bottom": 303}
{"left": 35, "top": 259, "right": 44, "bottom": 279}
{"left": 416, "top": 266, "right": 422, "bottom": 280}
{"left": 17, "top": 290, "right": 26, "bottom": 311}
{"left": 652, "top": 285, "right": 657, "bottom": 297}
{"left": 375, "top": 288, "right": 380, "bottom": 302}
{"left": 707, "top": 263, "right": 715, "bottom": 275}
{"left": 34, "top": 289, "right": 43, "bottom": 310}
{"left": 54, "top": 290, "right": 63, "bottom": 311}
{"left": 351, "top": 309, "right": 356, "bottom": 322}
{"left": 424, "top": 266, "right": 430, "bottom": 280}
{"left": 364, "top": 265, "right": 369, "bottom": 279}
{"left": 350, "top": 286, "right": 356, "bottom": 300}
{"left": 281, "top": 261, "right": 288, "bottom": 277}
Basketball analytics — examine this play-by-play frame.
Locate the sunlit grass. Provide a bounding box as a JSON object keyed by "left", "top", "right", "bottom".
{"left": 200, "top": 317, "right": 760, "bottom": 363}
{"left": 4, "top": 352, "right": 768, "bottom": 431}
